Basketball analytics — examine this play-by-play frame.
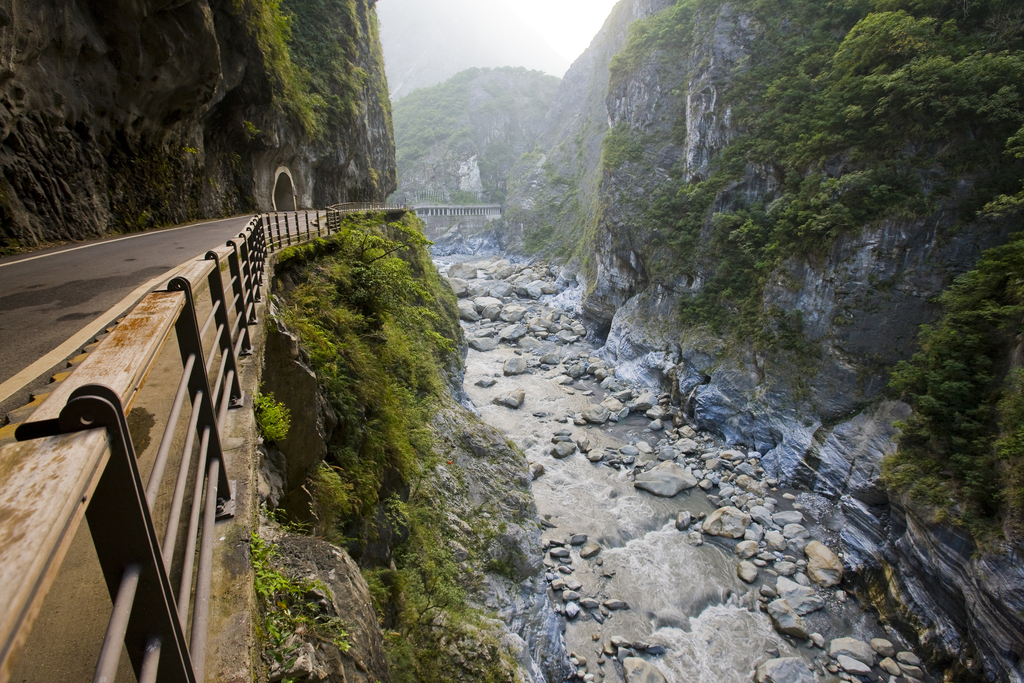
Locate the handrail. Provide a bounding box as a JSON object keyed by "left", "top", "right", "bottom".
{"left": 0, "top": 200, "right": 397, "bottom": 682}
{"left": 0, "top": 214, "right": 268, "bottom": 683}
{"left": 262, "top": 204, "right": 409, "bottom": 253}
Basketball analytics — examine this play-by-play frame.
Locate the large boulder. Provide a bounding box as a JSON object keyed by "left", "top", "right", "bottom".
{"left": 448, "top": 278, "right": 468, "bottom": 297}
{"left": 492, "top": 389, "right": 525, "bottom": 409}
{"left": 633, "top": 462, "right": 698, "bottom": 497}
{"left": 497, "top": 324, "right": 528, "bottom": 341}
{"left": 525, "top": 281, "right": 547, "bottom": 299}
{"left": 447, "top": 262, "right": 478, "bottom": 280}
{"left": 500, "top": 305, "right": 528, "bottom": 323}
{"left": 473, "top": 295, "right": 503, "bottom": 312}
{"left": 488, "top": 281, "right": 513, "bottom": 298}
{"left": 828, "top": 638, "right": 875, "bottom": 666}
{"left": 766, "top": 599, "right": 809, "bottom": 640}
{"left": 775, "top": 576, "right": 824, "bottom": 615}
{"left": 503, "top": 356, "right": 528, "bottom": 375}
{"left": 805, "top": 540, "right": 844, "bottom": 587}
{"left": 468, "top": 338, "right": 497, "bottom": 352}
{"left": 621, "top": 658, "right": 667, "bottom": 683}
{"left": 582, "top": 405, "right": 611, "bottom": 424}
{"left": 701, "top": 506, "right": 751, "bottom": 538}
{"left": 458, "top": 300, "right": 481, "bottom": 322}
{"left": 754, "top": 657, "right": 815, "bottom": 683}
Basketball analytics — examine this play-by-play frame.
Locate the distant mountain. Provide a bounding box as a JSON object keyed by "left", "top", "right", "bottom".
{"left": 391, "top": 67, "right": 560, "bottom": 204}
{"left": 377, "top": 0, "right": 570, "bottom": 100}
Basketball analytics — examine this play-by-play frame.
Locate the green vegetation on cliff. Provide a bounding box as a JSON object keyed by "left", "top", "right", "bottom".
{"left": 885, "top": 230, "right": 1024, "bottom": 539}
{"left": 610, "top": 0, "right": 1024, "bottom": 347}
{"left": 273, "top": 213, "right": 527, "bottom": 681}
{"left": 231, "top": 0, "right": 389, "bottom": 146}
{"left": 393, "top": 67, "right": 560, "bottom": 203}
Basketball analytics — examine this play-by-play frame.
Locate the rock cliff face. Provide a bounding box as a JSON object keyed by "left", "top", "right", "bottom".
{"left": 392, "top": 67, "right": 560, "bottom": 205}
{"left": 500, "top": 0, "right": 674, "bottom": 260}
{"left": 500, "top": 0, "right": 1024, "bottom": 680}
{"left": 0, "top": 0, "right": 395, "bottom": 250}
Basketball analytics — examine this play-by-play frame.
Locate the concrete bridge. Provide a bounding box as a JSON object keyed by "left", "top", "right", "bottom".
{"left": 414, "top": 204, "right": 502, "bottom": 240}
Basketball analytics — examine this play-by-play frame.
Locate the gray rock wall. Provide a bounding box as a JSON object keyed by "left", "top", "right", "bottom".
{"left": 518, "top": 1, "right": 1024, "bottom": 680}
{"left": 0, "top": 0, "right": 396, "bottom": 248}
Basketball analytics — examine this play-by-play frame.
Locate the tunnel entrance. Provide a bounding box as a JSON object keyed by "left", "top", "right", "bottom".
{"left": 273, "top": 170, "right": 295, "bottom": 211}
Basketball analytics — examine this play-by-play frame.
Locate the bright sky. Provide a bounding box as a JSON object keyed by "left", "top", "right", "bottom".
{"left": 500, "top": 0, "right": 621, "bottom": 63}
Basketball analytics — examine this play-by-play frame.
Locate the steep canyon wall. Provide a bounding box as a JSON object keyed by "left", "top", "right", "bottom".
{"left": 0, "top": 0, "right": 395, "bottom": 250}
{"left": 500, "top": 0, "right": 1024, "bottom": 680}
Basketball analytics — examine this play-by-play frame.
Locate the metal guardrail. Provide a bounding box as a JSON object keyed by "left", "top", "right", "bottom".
{"left": 0, "top": 215, "right": 267, "bottom": 683}
{"left": 263, "top": 203, "right": 408, "bottom": 253}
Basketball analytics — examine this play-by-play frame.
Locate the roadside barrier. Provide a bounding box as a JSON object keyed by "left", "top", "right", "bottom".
{"left": 263, "top": 202, "right": 407, "bottom": 252}
{"left": 0, "top": 215, "right": 267, "bottom": 683}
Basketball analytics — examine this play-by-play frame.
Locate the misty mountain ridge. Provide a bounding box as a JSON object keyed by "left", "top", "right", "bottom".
{"left": 377, "top": 0, "right": 571, "bottom": 100}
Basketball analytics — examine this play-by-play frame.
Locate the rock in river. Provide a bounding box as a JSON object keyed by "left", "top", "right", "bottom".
{"left": 776, "top": 576, "right": 824, "bottom": 615}
{"left": 552, "top": 441, "right": 577, "bottom": 459}
{"left": 493, "top": 389, "right": 525, "bottom": 409}
{"left": 503, "top": 356, "right": 528, "bottom": 375}
{"left": 767, "top": 599, "right": 809, "bottom": 640}
{"left": 468, "top": 337, "right": 497, "bottom": 352}
{"left": 633, "top": 462, "right": 698, "bottom": 497}
{"left": 622, "top": 658, "right": 667, "bottom": 683}
{"left": 805, "top": 540, "right": 844, "bottom": 587}
{"left": 701, "top": 506, "right": 751, "bottom": 538}
{"left": 754, "top": 657, "right": 815, "bottom": 683}
{"left": 737, "top": 561, "right": 758, "bottom": 583}
{"left": 582, "top": 405, "right": 611, "bottom": 424}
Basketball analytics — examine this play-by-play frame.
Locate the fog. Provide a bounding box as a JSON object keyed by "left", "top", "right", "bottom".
{"left": 377, "top": 0, "right": 619, "bottom": 99}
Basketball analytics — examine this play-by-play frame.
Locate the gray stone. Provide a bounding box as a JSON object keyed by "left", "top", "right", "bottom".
{"left": 552, "top": 441, "right": 577, "bottom": 458}
{"left": 828, "top": 638, "right": 875, "bottom": 666}
{"left": 836, "top": 655, "right": 872, "bottom": 676}
{"left": 582, "top": 405, "right": 611, "bottom": 424}
{"left": 766, "top": 599, "right": 809, "bottom": 640}
{"left": 498, "top": 324, "right": 528, "bottom": 341}
{"left": 754, "top": 658, "right": 815, "bottom": 683}
{"left": 580, "top": 543, "right": 601, "bottom": 558}
{"left": 447, "top": 262, "right": 478, "bottom": 280}
{"left": 675, "top": 510, "right": 692, "bottom": 530}
{"left": 896, "top": 652, "right": 921, "bottom": 667}
{"left": 738, "top": 561, "right": 758, "bottom": 583}
{"left": 503, "top": 356, "right": 528, "bottom": 375}
{"left": 775, "top": 576, "right": 824, "bottom": 615}
{"left": 805, "top": 540, "right": 844, "bottom": 587}
{"left": 702, "top": 506, "right": 751, "bottom": 538}
{"left": 633, "top": 462, "right": 698, "bottom": 497}
{"left": 871, "top": 639, "right": 895, "bottom": 659}
{"left": 492, "top": 388, "right": 525, "bottom": 409}
{"left": 782, "top": 523, "right": 809, "bottom": 540}
{"left": 749, "top": 505, "right": 775, "bottom": 528}
{"left": 458, "top": 300, "right": 481, "bottom": 321}
{"left": 468, "top": 337, "right": 498, "bottom": 352}
{"left": 735, "top": 540, "right": 759, "bottom": 559}
{"left": 772, "top": 511, "right": 804, "bottom": 526}
{"left": 499, "top": 304, "right": 528, "bottom": 322}
{"left": 621, "top": 657, "right": 667, "bottom": 683}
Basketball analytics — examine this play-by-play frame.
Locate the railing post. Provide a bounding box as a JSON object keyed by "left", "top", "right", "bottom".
{"left": 274, "top": 213, "right": 282, "bottom": 250}
{"left": 201, "top": 252, "right": 244, "bottom": 409}
{"left": 225, "top": 242, "right": 254, "bottom": 353}
{"left": 305, "top": 210, "right": 310, "bottom": 241}
{"left": 284, "top": 213, "right": 291, "bottom": 246}
{"left": 54, "top": 386, "right": 198, "bottom": 683}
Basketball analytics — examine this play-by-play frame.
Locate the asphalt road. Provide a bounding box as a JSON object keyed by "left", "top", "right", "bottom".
{"left": 0, "top": 215, "right": 256, "bottom": 390}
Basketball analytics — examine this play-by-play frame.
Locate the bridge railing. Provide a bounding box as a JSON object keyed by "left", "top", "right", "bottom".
{"left": 263, "top": 203, "right": 408, "bottom": 252}
{"left": 0, "top": 215, "right": 267, "bottom": 683}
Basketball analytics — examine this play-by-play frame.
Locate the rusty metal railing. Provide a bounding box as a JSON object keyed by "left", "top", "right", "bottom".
{"left": 263, "top": 203, "right": 409, "bottom": 253}
{"left": 0, "top": 215, "right": 267, "bottom": 683}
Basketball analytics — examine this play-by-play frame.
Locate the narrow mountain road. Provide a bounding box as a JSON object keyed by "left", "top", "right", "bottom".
{"left": 0, "top": 215, "right": 255, "bottom": 396}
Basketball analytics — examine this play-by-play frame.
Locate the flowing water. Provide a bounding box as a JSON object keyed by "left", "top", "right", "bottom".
{"left": 440, "top": 253, "right": 927, "bottom": 683}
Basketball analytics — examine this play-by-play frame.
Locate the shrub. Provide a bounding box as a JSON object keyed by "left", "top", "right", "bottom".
{"left": 255, "top": 390, "right": 291, "bottom": 442}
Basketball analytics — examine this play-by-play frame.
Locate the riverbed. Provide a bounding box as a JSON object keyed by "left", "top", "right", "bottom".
{"left": 439, "top": 253, "right": 931, "bottom": 683}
